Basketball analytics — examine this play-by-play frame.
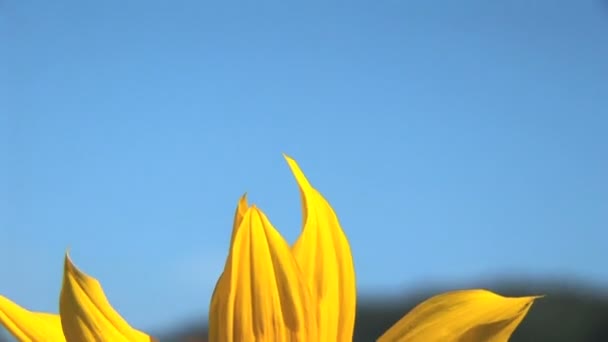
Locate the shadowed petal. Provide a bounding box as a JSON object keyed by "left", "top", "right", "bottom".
{"left": 59, "top": 254, "right": 156, "bottom": 342}
{"left": 209, "top": 206, "right": 317, "bottom": 342}
{"left": 0, "top": 296, "right": 65, "bottom": 342}
{"left": 285, "top": 155, "right": 357, "bottom": 341}
{"left": 377, "top": 289, "right": 540, "bottom": 342}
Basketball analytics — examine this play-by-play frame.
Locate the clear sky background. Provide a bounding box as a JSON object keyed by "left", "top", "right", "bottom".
{"left": 1, "top": 0, "right": 607, "bottom": 333}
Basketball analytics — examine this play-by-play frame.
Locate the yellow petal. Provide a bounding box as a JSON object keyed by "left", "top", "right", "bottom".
{"left": 377, "top": 289, "right": 540, "bottom": 342}
{"left": 59, "top": 253, "right": 156, "bottom": 342}
{"left": 209, "top": 206, "right": 317, "bottom": 342}
{"left": 229, "top": 193, "right": 249, "bottom": 247}
{"left": 0, "top": 296, "right": 65, "bottom": 342}
{"left": 285, "top": 155, "right": 357, "bottom": 341}
{"left": 208, "top": 271, "right": 227, "bottom": 342}
{"left": 209, "top": 194, "right": 248, "bottom": 341}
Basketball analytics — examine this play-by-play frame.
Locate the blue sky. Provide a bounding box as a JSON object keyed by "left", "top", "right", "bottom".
{"left": 1, "top": 0, "right": 607, "bottom": 333}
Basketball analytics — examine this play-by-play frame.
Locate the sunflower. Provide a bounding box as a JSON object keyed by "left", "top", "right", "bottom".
{"left": 0, "top": 155, "right": 539, "bottom": 342}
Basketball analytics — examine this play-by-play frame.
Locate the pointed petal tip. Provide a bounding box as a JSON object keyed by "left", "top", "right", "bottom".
{"left": 282, "top": 153, "right": 299, "bottom": 170}
{"left": 283, "top": 155, "right": 313, "bottom": 191}
{"left": 283, "top": 154, "right": 296, "bottom": 164}
{"left": 63, "top": 251, "right": 81, "bottom": 276}
{"left": 60, "top": 254, "right": 153, "bottom": 341}
{"left": 64, "top": 252, "right": 72, "bottom": 271}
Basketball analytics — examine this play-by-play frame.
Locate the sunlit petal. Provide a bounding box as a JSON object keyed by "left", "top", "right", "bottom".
{"left": 377, "top": 289, "right": 540, "bottom": 342}
{"left": 229, "top": 193, "right": 249, "bottom": 247}
{"left": 285, "top": 155, "right": 357, "bottom": 341}
{"left": 209, "top": 206, "right": 317, "bottom": 342}
{"left": 209, "top": 194, "right": 248, "bottom": 342}
{"left": 0, "top": 296, "right": 65, "bottom": 342}
{"left": 59, "top": 253, "right": 156, "bottom": 342}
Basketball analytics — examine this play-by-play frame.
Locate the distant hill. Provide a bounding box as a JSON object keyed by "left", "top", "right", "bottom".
{"left": 159, "top": 280, "right": 608, "bottom": 342}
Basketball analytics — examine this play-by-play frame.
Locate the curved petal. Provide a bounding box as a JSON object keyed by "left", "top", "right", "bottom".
{"left": 377, "top": 289, "right": 540, "bottom": 342}
{"left": 0, "top": 296, "right": 65, "bottom": 342}
{"left": 285, "top": 155, "right": 357, "bottom": 341}
{"left": 209, "top": 206, "right": 317, "bottom": 342}
{"left": 59, "top": 254, "right": 156, "bottom": 342}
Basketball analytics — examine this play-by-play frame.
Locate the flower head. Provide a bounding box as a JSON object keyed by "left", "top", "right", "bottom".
{"left": 209, "top": 155, "right": 540, "bottom": 341}
{"left": 1, "top": 155, "right": 539, "bottom": 342}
